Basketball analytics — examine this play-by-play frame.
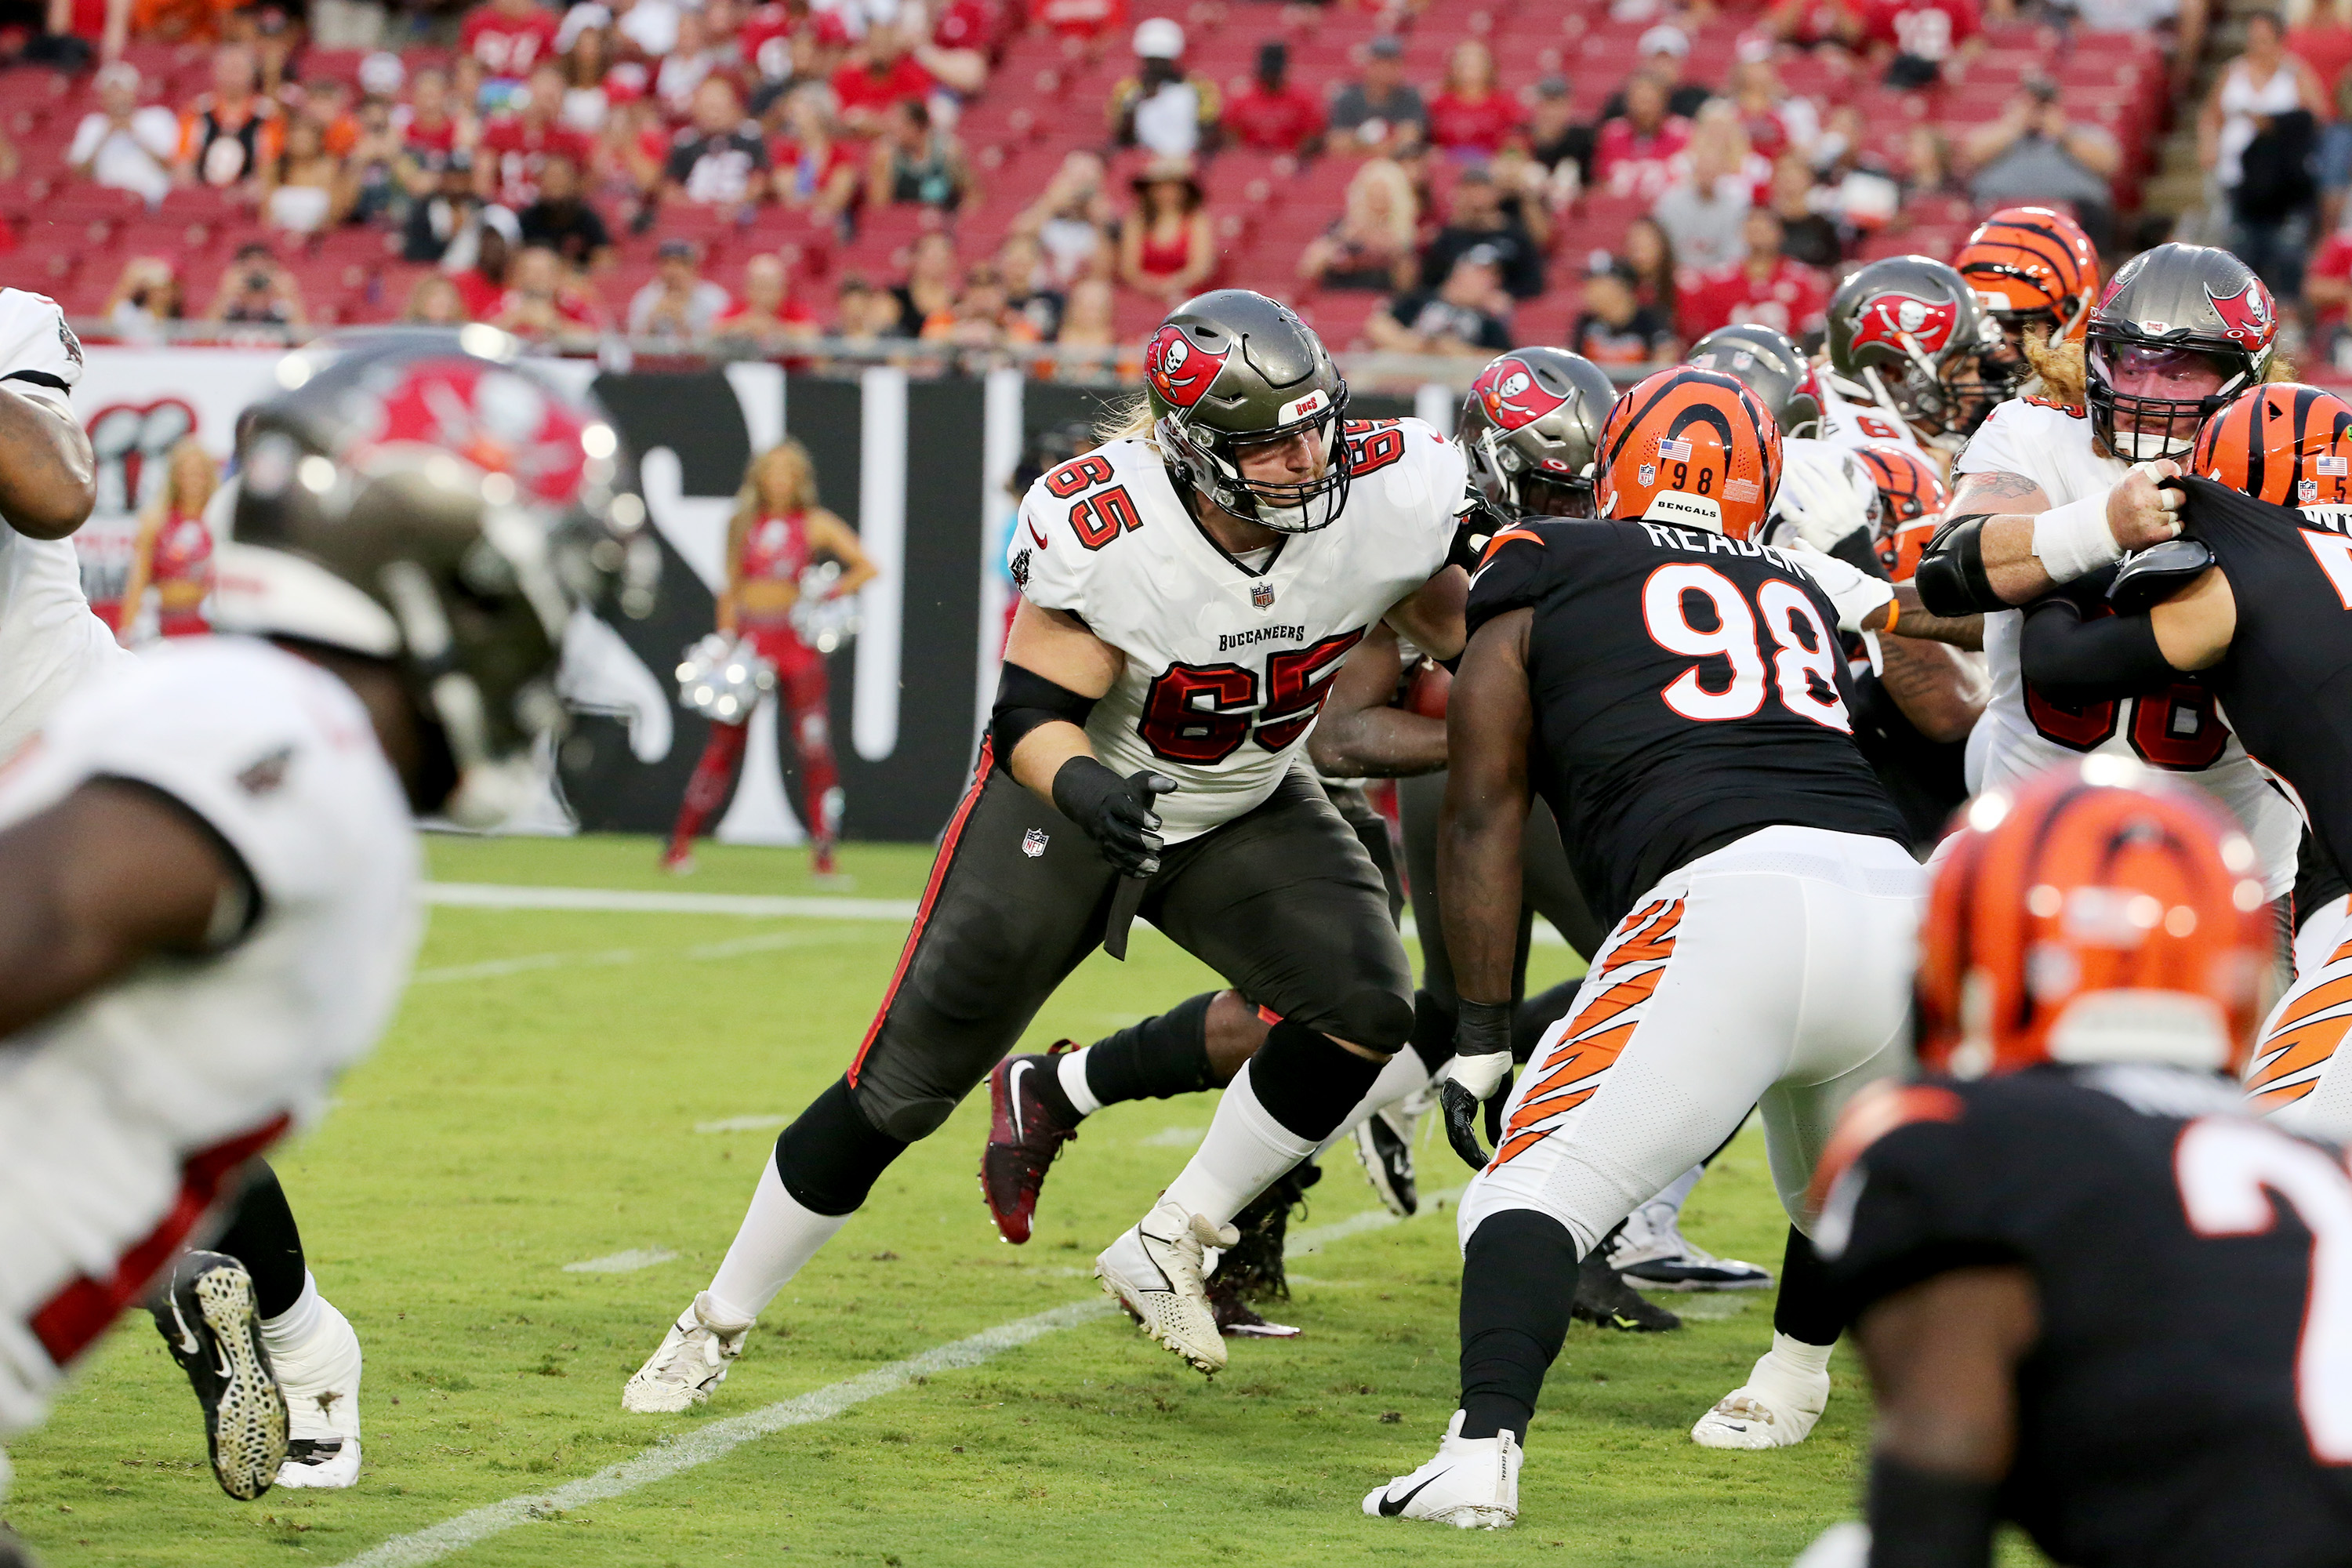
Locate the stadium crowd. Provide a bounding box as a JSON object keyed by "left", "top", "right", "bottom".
{"left": 0, "top": 0, "right": 2341, "bottom": 368}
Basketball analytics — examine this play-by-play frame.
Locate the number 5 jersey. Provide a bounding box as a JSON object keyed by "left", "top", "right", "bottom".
{"left": 1008, "top": 419, "right": 1467, "bottom": 843}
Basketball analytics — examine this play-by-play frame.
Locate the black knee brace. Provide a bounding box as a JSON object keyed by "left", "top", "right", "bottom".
{"left": 1247, "top": 1018, "right": 1386, "bottom": 1143}
{"left": 775, "top": 1076, "right": 910, "bottom": 1216}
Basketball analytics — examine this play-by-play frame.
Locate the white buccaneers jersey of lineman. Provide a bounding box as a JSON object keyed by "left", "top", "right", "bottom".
{"left": 1010, "top": 418, "right": 1466, "bottom": 842}
{"left": 0, "top": 637, "right": 419, "bottom": 1410}
{"left": 0, "top": 289, "right": 130, "bottom": 760}
{"left": 1955, "top": 396, "right": 2301, "bottom": 896}
{"left": 1814, "top": 368, "right": 1933, "bottom": 462}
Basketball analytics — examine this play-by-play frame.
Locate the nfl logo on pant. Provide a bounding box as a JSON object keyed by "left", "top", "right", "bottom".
{"left": 1022, "top": 828, "right": 1049, "bottom": 858}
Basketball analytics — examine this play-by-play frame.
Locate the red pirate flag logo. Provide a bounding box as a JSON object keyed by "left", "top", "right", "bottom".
{"left": 1145, "top": 325, "right": 1229, "bottom": 410}
{"left": 2205, "top": 279, "right": 2277, "bottom": 350}
{"left": 1853, "top": 292, "right": 1959, "bottom": 355}
{"left": 1472, "top": 356, "right": 1568, "bottom": 430}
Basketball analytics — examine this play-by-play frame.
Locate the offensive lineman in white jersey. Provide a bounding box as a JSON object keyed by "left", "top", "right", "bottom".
{"left": 622, "top": 290, "right": 1473, "bottom": 1408}
{"left": 0, "top": 289, "right": 131, "bottom": 759}
{"left": 1907, "top": 243, "right": 2302, "bottom": 902}
{"left": 1816, "top": 256, "right": 2016, "bottom": 471}
{"left": 0, "top": 330, "right": 648, "bottom": 1545}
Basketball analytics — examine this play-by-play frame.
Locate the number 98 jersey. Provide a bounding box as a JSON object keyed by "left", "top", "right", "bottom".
{"left": 1009, "top": 419, "right": 1466, "bottom": 844}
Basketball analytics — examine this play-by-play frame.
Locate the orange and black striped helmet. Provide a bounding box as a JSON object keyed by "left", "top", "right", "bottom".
{"left": 1917, "top": 760, "right": 2274, "bottom": 1080}
{"left": 1956, "top": 205, "right": 2101, "bottom": 343}
{"left": 2190, "top": 382, "right": 2352, "bottom": 510}
{"left": 1593, "top": 367, "right": 1782, "bottom": 540}
{"left": 1857, "top": 443, "right": 1951, "bottom": 580}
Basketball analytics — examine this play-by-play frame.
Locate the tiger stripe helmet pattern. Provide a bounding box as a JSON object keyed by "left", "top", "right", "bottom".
{"left": 2190, "top": 382, "right": 2352, "bottom": 510}
{"left": 1857, "top": 442, "right": 1950, "bottom": 580}
{"left": 1956, "top": 205, "right": 2101, "bottom": 343}
{"left": 1593, "top": 366, "right": 1783, "bottom": 540}
{"left": 1916, "top": 760, "right": 2274, "bottom": 1081}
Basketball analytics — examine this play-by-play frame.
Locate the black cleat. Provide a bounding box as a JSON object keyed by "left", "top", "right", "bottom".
{"left": 1571, "top": 1247, "right": 1682, "bottom": 1334}
{"left": 1352, "top": 1101, "right": 1421, "bottom": 1218}
{"left": 148, "top": 1251, "right": 289, "bottom": 1500}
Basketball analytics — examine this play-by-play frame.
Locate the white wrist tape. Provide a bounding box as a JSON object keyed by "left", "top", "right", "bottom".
{"left": 2031, "top": 492, "right": 2122, "bottom": 583}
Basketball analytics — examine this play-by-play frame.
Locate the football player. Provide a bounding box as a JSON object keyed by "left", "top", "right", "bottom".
{"left": 1905, "top": 244, "right": 2302, "bottom": 910}
{"left": 0, "top": 331, "right": 641, "bottom": 1519}
{"left": 0, "top": 288, "right": 130, "bottom": 760}
{"left": 622, "top": 290, "right": 1475, "bottom": 1403}
{"left": 1817, "top": 256, "right": 2013, "bottom": 466}
{"left": 2020, "top": 383, "right": 2352, "bottom": 1139}
{"left": 1365, "top": 368, "right": 1921, "bottom": 1527}
{"left": 1688, "top": 324, "right": 1880, "bottom": 574}
{"left": 1804, "top": 762, "right": 2352, "bottom": 1568}
{"left": 1953, "top": 205, "right": 2101, "bottom": 379}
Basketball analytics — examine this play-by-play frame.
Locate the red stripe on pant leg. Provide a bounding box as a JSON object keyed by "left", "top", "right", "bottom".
{"left": 29, "top": 1114, "right": 291, "bottom": 1367}
{"left": 848, "top": 737, "right": 995, "bottom": 1086}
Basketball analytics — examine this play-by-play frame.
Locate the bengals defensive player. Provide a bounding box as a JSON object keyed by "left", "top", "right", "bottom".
{"left": 1955, "top": 205, "right": 2101, "bottom": 372}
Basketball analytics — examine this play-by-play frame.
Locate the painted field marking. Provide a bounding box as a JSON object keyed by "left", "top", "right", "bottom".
{"left": 693, "top": 1114, "right": 793, "bottom": 1134}
{"left": 1137, "top": 1125, "right": 1205, "bottom": 1149}
{"left": 412, "top": 929, "right": 877, "bottom": 988}
{"left": 562, "top": 1249, "right": 680, "bottom": 1274}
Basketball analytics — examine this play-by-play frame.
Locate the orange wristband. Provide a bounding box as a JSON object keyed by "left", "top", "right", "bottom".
{"left": 1883, "top": 594, "right": 1901, "bottom": 635}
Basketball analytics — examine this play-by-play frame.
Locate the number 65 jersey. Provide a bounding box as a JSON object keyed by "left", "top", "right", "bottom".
{"left": 1009, "top": 419, "right": 1466, "bottom": 844}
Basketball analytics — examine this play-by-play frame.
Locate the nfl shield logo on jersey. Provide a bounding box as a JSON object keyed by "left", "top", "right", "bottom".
{"left": 1252, "top": 582, "right": 1276, "bottom": 609}
{"left": 1022, "top": 828, "right": 1049, "bottom": 858}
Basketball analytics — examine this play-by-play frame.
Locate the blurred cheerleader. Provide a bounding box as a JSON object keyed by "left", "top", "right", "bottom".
{"left": 662, "top": 438, "right": 875, "bottom": 878}
{"left": 118, "top": 436, "right": 218, "bottom": 643}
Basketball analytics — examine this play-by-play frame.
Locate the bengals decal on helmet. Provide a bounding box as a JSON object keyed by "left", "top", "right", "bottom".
{"left": 1955, "top": 206, "right": 2100, "bottom": 341}
{"left": 1916, "top": 760, "right": 2273, "bottom": 1081}
{"left": 2191, "top": 383, "right": 2352, "bottom": 510}
{"left": 1143, "top": 324, "right": 1229, "bottom": 410}
{"left": 1856, "top": 442, "right": 1950, "bottom": 580}
{"left": 1593, "top": 367, "right": 1782, "bottom": 539}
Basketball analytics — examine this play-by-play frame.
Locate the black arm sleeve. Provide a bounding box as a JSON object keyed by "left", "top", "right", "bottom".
{"left": 2020, "top": 597, "right": 2182, "bottom": 704}
{"left": 989, "top": 662, "right": 1098, "bottom": 764}
{"left": 1867, "top": 1455, "right": 1999, "bottom": 1568}
{"left": 1831, "top": 524, "right": 1892, "bottom": 581}
{"left": 1913, "top": 515, "right": 2005, "bottom": 617}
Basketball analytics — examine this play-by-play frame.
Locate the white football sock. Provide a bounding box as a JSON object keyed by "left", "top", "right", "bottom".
{"left": 260, "top": 1272, "right": 322, "bottom": 1357}
{"left": 1762, "top": 1330, "right": 1836, "bottom": 1377}
{"left": 1160, "top": 1060, "right": 1318, "bottom": 1226}
{"left": 706, "top": 1157, "right": 850, "bottom": 1323}
{"left": 1316, "top": 1048, "right": 1432, "bottom": 1157}
{"left": 1646, "top": 1162, "right": 1705, "bottom": 1221}
{"left": 1058, "top": 1047, "right": 1103, "bottom": 1118}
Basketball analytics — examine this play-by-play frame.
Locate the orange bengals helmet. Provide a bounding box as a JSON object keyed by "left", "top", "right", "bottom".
{"left": 1857, "top": 442, "right": 1950, "bottom": 580}
{"left": 1593, "top": 367, "right": 1782, "bottom": 540}
{"left": 1917, "top": 760, "right": 2274, "bottom": 1082}
{"left": 1956, "top": 205, "right": 2101, "bottom": 343}
{"left": 2190, "top": 383, "right": 2352, "bottom": 510}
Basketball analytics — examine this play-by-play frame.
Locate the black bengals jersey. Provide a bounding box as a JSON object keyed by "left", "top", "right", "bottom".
{"left": 1849, "top": 666, "right": 1969, "bottom": 851}
{"left": 2300, "top": 826, "right": 2349, "bottom": 935}
{"left": 1820, "top": 1063, "right": 2352, "bottom": 1568}
{"left": 2179, "top": 476, "right": 2352, "bottom": 879}
{"left": 1465, "top": 518, "right": 1906, "bottom": 928}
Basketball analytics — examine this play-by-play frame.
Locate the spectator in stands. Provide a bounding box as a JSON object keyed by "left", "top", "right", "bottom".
{"left": 179, "top": 42, "right": 281, "bottom": 191}
{"left": 629, "top": 238, "right": 730, "bottom": 339}
{"left": 834, "top": 273, "right": 902, "bottom": 342}
{"left": 1117, "top": 156, "right": 1215, "bottom": 304}
{"left": 1328, "top": 35, "right": 1428, "bottom": 155}
{"left": 1111, "top": 17, "right": 1221, "bottom": 158}
{"left": 1058, "top": 276, "right": 1120, "bottom": 352}
{"left": 893, "top": 230, "right": 964, "bottom": 329}
{"left": 1370, "top": 247, "right": 1512, "bottom": 354}
{"left": 1487, "top": 131, "right": 1557, "bottom": 249}
{"left": 612, "top": 0, "right": 683, "bottom": 61}
{"left": 1036, "top": 0, "right": 1125, "bottom": 47}
{"left": 245, "top": 8, "right": 302, "bottom": 99}
{"left": 1298, "top": 156, "right": 1418, "bottom": 292}
{"left": 664, "top": 77, "right": 771, "bottom": 213}
{"left": 103, "top": 256, "right": 184, "bottom": 347}
{"left": 1858, "top": 0, "right": 1981, "bottom": 88}
{"left": 593, "top": 67, "right": 669, "bottom": 222}
{"left": 518, "top": 152, "right": 612, "bottom": 269}
{"left": 449, "top": 205, "right": 519, "bottom": 317}
{"left": 922, "top": 263, "right": 1026, "bottom": 347}
{"left": 1593, "top": 74, "right": 1693, "bottom": 201}
{"left": 496, "top": 243, "right": 606, "bottom": 337}
{"left": 397, "top": 67, "right": 474, "bottom": 175}
{"left": 653, "top": 9, "right": 722, "bottom": 118}
{"left": 1622, "top": 212, "right": 1681, "bottom": 325}
{"left": 1599, "top": 28, "right": 1712, "bottom": 122}
{"left": 1765, "top": 151, "right": 1842, "bottom": 267}
{"left": 452, "top": 55, "right": 491, "bottom": 118}
{"left": 1963, "top": 77, "right": 2121, "bottom": 248}
{"left": 715, "top": 252, "right": 822, "bottom": 352}
{"left": 402, "top": 272, "right": 469, "bottom": 324}
{"left": 999, "top": 233, "right": 1067, "bottom": 339}
{"left": 1426, "top": 39, "right": 1523, "bottom": 157}
{"left": 926, "top": 0, "right": 997, "bottom": 85}
{"left": 1419, "top": 163, "right": 1544, "bottom": 299}
{"left": 262, "top": 114, "right": 353, "bottom": 234}
{"left": 405, "top": 150, "right": 477, "bottom": 261}
{"left": 71, "top": 63, "right": 180, "bottom": 210}
{"left": 2290, "top": 0, "right": 2352, "bottom": 103}
{"left": 1526, "top": 75, "right": 1593, "bottom": 197}
{"left": 346, "top": 94, "right": 407, "bottom": 225}
{"left": 2307, "top": 208, "right": 2352, "bottom": 362}
{"left": 1904, "top": 122, "right": 1963, "bottom": 201}
{"left": 1015, "top": 150, "right": 1117, "bottom": 287}
{"left": 1225, "top": 41, "right": 1325, "bottom": 154}
{"left": 480, "top": 63, "right": 594, "bottom": 209}
{"left": 1765, "top": 0, "right": 1863, "bottom": 51}
{"left": 832, "top": 22, "right": 954, "bottom": 138}
{"left": 1572, "top": 254, "right": 1677, "bottom": 366}
{"left": 1675, "top": 206, "right": 1827, "bottom": 340}
{"left": 205, "top": 241, "right": 307, "bottom": 327}
{"left": 1726, "top": 52, "right": 1820, "bottom": 164}
{"left": 2202, "top": 10, "right": 2326, "bottom": 297}
{"left": 461, "top": 0, "right": 561, "bottom": 94}
{"left": 1651, "top": 103, "right": 1760, "bottom": 271}
{"left": 866, "top": 97, "right": 972, "bottom": 212}
{"left": 772, "top": 86, "right": 863, "bottom": 223}
{"left": 559, "top": 20, "right": 616, "bottom": 132}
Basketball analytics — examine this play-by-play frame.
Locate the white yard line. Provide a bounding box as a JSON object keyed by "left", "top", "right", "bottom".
{"left": 1287, "top": 1187, "right": 1465, "bottom": 1255}
{"left": 561, "top": 1248, "right": 680, "bottom": 1274}
{"left": 412, "top": 929, "right": 873, "bottom": 987}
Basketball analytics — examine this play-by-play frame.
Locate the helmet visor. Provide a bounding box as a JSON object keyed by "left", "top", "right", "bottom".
{"left": 2090, "top": 343, "right": 2240, "bottom": 460}
{"left": 1520, "top": 470, "right": 1595, "bottom": 517}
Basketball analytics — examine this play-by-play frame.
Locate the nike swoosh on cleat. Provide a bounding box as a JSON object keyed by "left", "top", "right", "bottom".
{"left": 1377, "top": 1468, "right": 1451, "bottom": 1517}
{"left": 1007, "top": 1061, "right": 1031, "bottom": 1140}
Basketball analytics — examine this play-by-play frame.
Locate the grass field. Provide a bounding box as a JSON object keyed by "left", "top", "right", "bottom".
{"left": 5, "top": 833, "right": 1885, "bottom": 1568}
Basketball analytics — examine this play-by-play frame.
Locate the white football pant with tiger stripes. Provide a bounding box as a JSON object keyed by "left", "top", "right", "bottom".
{"left": 2248, "top": 895, "right": 2352, "bottom": 1139}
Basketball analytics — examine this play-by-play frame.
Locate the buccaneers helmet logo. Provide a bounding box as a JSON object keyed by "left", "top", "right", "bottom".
{"left": 1853, "top": 293, "right": 1958, "bottom": 354}
{"left": 1145, "top": 325, "right": 1229, "bottom": 410}
{"left": 1473, "top": 357, "right": 1567, "bottom": 430}
{"left": 2205, "top": 279, "right": 2276, "bottom": 347}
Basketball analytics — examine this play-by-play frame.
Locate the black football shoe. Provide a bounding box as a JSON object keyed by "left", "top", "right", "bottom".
{"left": 148, "top": 1251, "right": 289, "bottom": 1500}
{"left": 1570, "top": 1243, "right": 1682, "bottom": 1334}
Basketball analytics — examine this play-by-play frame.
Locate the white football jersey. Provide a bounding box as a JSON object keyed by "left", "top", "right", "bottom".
{"left": 1955, "top": 397, "right": 2300, "bottom": 896}
{"left": 0, "top": 289, "right": 131, "bottom": 761}
{"left": 1814, "top": 368, "right": 1932, "bottom": 463}
{"left": 0, "top": 637, "right": 418, "bottom": 1425}
{"left": 1011, "top": 419, "right": 1466, "bottom": 842}
{"left": 1764, "top": 436, "right": 1873, "bottom": 550}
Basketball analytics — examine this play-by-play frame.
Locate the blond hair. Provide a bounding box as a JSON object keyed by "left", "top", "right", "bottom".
{"left": 1345, "top": 158, "right": 1417, "bottom": 254}
{"left": 142, "top": 436, "right": 218, "bottom": 526}
{"left": 1097, "top": 394, "right": 1158, "bottom": 446}
{"left": 728, "top": 438, "right": 822, "bottom": 564}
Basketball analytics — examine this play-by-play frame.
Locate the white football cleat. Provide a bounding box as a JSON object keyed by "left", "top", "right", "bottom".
{"left": 1609, "top": 1201, "right": 1772, "bottom": 1291}
{"left": 1095, "top": 1197, "right": 1238, "bottom": 1375}
{"left": 270, "top": 1290, "right": 364, "bottom": 1489}
{"left": 1352, "top": 1091, "right": 1429, "bottom": 1218}
{"left": 622, "top": 1292, "right": 755, "bottom": 1413}
{"left": 1364, "top": 1410, "right": 1519, "bottom": 1528}
{"left": 1691, "top": 1335, "right": 1832, "bottom": 1450}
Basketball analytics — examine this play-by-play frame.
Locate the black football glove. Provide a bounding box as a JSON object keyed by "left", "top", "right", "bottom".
{"left": 1051, "top": 757, "right": 1178, "bottom": 878}
{"left": 1441, "top": 999, "right": 1515, "bottom": 1171}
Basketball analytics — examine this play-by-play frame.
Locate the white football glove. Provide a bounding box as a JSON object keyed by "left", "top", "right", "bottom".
{"left": 1784, "top": 537, "right": 1896, "bottom": 634}
{"left": 1771, "top": 449, "right": 1874, "bottom": 554}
